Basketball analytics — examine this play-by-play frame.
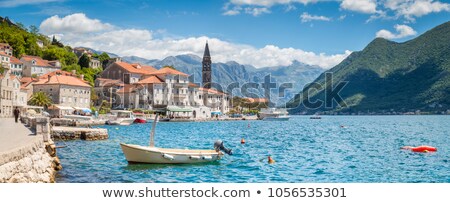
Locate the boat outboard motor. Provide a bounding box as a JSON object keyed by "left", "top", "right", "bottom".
{"left": 214, "top": 140, "right": 232, "bottom": 155}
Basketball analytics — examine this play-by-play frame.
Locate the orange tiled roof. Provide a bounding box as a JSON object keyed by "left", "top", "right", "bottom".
{"left": 20, "top": 77, "right": 37, "bottom": 84}
{"left": 246, "top": 98, "right": 268, "bottom": 103}
{"left": 199, "top": 87, "right": 227, "bottom": 95}
{"left": 188, "top": 83, "right": 199, "bottom": 88}
{"left": 149, "top": 67, "right": 188, "bottom": 76}
{"left": 116, "top": 84, "right": 141, "bottom": 93}
{"left": 96, "top": 78, "right": 124, "bottom": 87}
{"left": 21, "top": 55, "right": 55, "bottom": 67}
{"left": 38, "top": 70, "right": 76, "bottom": 79}
{"left": 10, "top": 56, "right": 23, "bottom": 64}
{"left": 115, "top": 62, "right": 157, "bottom": 75}
{"left": 0, "top": 51, "right": 9, "bottom": 56}
{"left": 137, "top": 75, "right": 163, "bottom": 84}
{"left": 34, "top": 75, "right": 91, "bottom": 87}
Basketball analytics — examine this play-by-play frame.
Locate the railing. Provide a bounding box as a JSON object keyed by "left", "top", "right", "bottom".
{"left": 22, "top": 116, "right": 50, "bottom": 142}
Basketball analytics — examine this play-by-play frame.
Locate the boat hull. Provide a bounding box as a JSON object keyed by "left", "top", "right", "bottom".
{"left": 120, "top": 143, "right": 223, "bottom": 164}
{"left": 134, "top": 118, "right": 147, "bottom": 123}
{"left": 108, "top": 118, "right": 135, "bottom": 125}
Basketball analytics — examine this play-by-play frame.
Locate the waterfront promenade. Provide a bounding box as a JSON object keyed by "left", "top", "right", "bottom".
{"left": 0, "top": 117, "right": 60, "bottom": 183}
{"left": 0, "top": 118, "right": 35, "bottom": 153}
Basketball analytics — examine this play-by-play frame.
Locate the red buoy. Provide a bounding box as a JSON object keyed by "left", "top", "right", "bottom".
{"left": 401, "top": 145, "right": 437, "bottom": 153}
{"left": 241, "top": 138, "right": 246, "bottom": 144}
{"left": 268, "top": 156, "right": 275, "bottom": 164}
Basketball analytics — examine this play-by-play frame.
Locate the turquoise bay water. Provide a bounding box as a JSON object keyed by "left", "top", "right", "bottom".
{"left": 56, "top": 116, "right": 450, "bottom": 183}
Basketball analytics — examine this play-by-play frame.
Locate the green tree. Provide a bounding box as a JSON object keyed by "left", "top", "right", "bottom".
{"left": 99, "top": 100, "right": 111, "bottom": 114}
{"left": 29, "top": 25, "right": 39, "bottom": 35}
{"left": 16, "top": 22, "right": 26, "bottom": 31}
{"left": 78, "top": 53, "right": 90, "bottom": 69}
{"left": 0, "top": 63, "right": 4, "bottom": 74}
{"left": 98, "top": 52, "right": 110, "bottom": 69}
{"left": 51, "top": 35, "right": 63, "bottom": 47}
{"left": 42, "top": 46, "right": 78, "bottom": 66}
{"left": 90, "top": 87, "right": 98, "bottom": 107}
{"left": 28, "top": 92, "right": 52, "bottom": 108}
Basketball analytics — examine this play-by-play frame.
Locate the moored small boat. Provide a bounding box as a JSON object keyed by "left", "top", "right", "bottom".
{"left": 120, "top": 144, "right": 224, "bottom": 164}
{"left": 120, "top": 114, "right": 232, "bottom": 164}
{"left": 107, "top": 110, "right": 135, "bottom": 126}
{"left": 259, "top": 108, "right": 290, "bottom": 121}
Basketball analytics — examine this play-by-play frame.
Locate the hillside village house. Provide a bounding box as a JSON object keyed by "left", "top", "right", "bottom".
{"left": 0, "top": 67, "right": 27, "bottom": 117}
{"left": 93, "top": 78, "right": 124, "bottom": 106}
{"left": 101, "top": 61, "right": 157, "bottom": 84}
{"left": 1, "top": 43, "right": 24, "bottom": 77}
{"left": 73, "top": 47, "right": 102, "bottom": 69}
{"left": 33, "top": 74, "right": 91, "bottom": 116}
{"left": 1, "top": 51, "right": 10, "bottom": 65}
{"left": 21, "top": 55, "right": 61, "bottom": 77}
{"left": 10, "top": 56, "right": 24, "bottom": 77}
{"left": 0, "top": 43, "right": 13, "bottom": 56}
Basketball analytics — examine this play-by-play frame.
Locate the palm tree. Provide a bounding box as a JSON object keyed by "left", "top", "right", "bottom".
{"left": 28, "top": 92, "right": 52, "bottom": 108}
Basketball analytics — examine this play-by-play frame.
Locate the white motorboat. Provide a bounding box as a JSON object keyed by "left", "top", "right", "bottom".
{"left": 120, "top": 114, "right": 232, "bottom": 164}
{"left": 107, "top": 110, "right": 135, "bottom": 126}
{"left": 259, "top": 108, "right": 290, "bottom": 121}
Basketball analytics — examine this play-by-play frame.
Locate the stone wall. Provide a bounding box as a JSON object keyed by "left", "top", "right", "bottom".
{"left": 0, "top": 136, "right": 60, "bottom": 183}
{"left": 0, "top": 116, "right": 61, "bottom": 183}
{"left": 51, "top": 127, "right": 108, "bottom": 141}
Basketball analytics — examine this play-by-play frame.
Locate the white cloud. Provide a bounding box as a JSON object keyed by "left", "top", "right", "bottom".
{"left": 383, "top": 0, "right": 450, "bottom": 21}
{"left": 0, "top": 0, "right": 63, "bottom": 7}
{"left": 229, "top": 0, "right": 321, "bottom": 7}
{"left": 224, "top": 0, "right": 323, "bottom": 16}
{"left": 376, "top": 24, "right": 417, "bottom": 39}
{"left": 244, "top": 7, "right": 271, "bottom": 16}
{"left": 223, "top": 8, "right": 242, "bottom": 16}
{"left": 340, "top": 0, "right": 378, "bottom": 14}
{"left": 285, "top": 4, "right": 297, "bottom": 12}
{"left": 300, "top": 12, "right": 332, "bottom": 23}
{"left": 40, "top": 13, "right": 113, "bottom": 34}
{"left": 40, "top": 13, "right": 351, "bottom": 69}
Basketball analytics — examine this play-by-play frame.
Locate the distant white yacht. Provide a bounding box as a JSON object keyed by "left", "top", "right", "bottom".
{"left": 259, "top": 108, "right": 290, "bottom": 121}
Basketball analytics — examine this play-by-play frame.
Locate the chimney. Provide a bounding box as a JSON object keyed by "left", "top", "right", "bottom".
{"left": 71, "top": 70, "right": 76, "bottom": 75}
{"left": 80, "top": 74, "right": 84, "bottom": 81}
{"left": 47, "top": 75, "right": 51, "bottom": 82}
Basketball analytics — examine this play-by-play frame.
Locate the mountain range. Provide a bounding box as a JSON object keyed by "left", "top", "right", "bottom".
{"left": 287, "top": 21, "right": 450, "bottom": 114}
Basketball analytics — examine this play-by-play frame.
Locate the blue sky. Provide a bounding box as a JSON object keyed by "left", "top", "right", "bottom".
{"left": 1, "top": 0, "right": 450, "bottom": 68}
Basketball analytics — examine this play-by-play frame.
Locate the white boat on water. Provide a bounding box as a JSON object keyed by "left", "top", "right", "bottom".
{"left": 107, "top": 110, "right": 135, "bottom": 126}
{"left": 120, "top": 114, "right": 232, "bottom": 164}
{"left": 259, "top": 108, "right": 290, "bottom": 121}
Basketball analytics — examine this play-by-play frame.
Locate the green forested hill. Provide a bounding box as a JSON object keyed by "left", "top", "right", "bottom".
{"left": 0, "top": 16, "right": 108, "bottom": 85}
{"left": 287, "top": 21, "right": 450, "bottom": 114}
